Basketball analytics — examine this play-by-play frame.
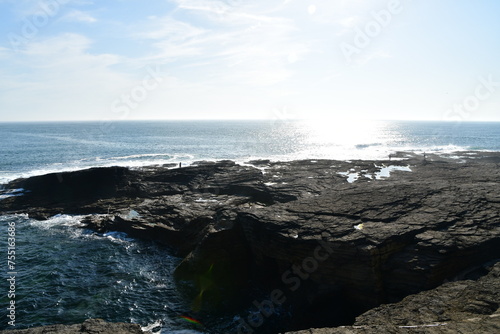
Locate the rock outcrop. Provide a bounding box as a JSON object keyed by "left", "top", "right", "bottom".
{"left": 0, "top": 319, "right": 148, "bottom": 334}
{"left": 1, "top": 152, "right": 499, "bottom": 332}
{"left": 286, "top": 261, "right": 500, "bottom": 333}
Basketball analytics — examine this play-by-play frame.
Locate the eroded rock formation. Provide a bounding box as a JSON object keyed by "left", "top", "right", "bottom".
{"left": 286, "top": 261, "right": 500, "bottom": 333}
{"left": 1, "top": 152, "right": 499, "bottom": 332}
{"left": 0, "top": 319, "right": 147, "bottom": 334}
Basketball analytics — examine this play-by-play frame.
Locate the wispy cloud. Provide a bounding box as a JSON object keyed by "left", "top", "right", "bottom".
{"left": 4, "top": 0, "right": 496, "bottom": 121}
{"left": 3, "top": 0, "right": 92, "bottom": 17}
{"left": 0, "top": 46, "right": 9, "bottom": 58}
{"left": 174, "top": 0, "right": 236, "bottom": 16}
{"left": 1, "top": 33, "right": 134, "bottom": 119}
{"left": 133, "top": 0, "right": 309, "bottom": 86}
{"left": 60, "top": 10, "right": 97, "bottom": 23}
{"left": 351, "top": 49, "right": 392, "bottom": 66}
{"left": 338, "top": 15, "right": 360, "bottom": 28}
{"left": 138, "top": 17, "right": 206, "bottom": 40}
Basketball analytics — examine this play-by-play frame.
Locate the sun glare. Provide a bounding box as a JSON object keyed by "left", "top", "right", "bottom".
{"left": 301, "top": 119, "right": 390, "bottom": 146}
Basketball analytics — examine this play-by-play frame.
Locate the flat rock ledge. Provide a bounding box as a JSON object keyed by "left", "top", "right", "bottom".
{"left": 0, "top": 319, "right": 148, "bottom": 334}
{"left": 1, "top": 151, "right": 499, "bottom": 332}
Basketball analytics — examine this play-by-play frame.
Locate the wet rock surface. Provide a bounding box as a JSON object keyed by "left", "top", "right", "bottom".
{"left": 1, "top": 151, "right": 499, "bottom": 332}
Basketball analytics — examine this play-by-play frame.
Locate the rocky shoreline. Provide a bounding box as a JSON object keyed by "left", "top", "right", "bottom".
{"left": 1, "top": 151, "right": 499, "bottom": 333}
{"left": 0, "top": 319, "right": 147, "bottom": 334}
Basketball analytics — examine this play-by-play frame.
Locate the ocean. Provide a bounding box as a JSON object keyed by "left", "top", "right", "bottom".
{"left": 0, "top": 120, "right": 499, "bottom": 333}
{"left": 1, "top": 120, "right": 499, "bottom": 185}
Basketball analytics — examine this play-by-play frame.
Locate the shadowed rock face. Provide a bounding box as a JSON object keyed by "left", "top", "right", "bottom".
{"left": 1, "top": 152, "right": 499, "bottom": 332}
{"left": 285, "top": 261, "right": 500, "bottom": 334}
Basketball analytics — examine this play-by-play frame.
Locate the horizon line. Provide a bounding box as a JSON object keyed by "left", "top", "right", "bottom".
{"left": 1, "top": 119, "right": 500, "bottom": 124}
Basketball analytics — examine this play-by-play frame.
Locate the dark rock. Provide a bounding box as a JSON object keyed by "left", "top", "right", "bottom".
{"left": 285, "top": 261, "right": 500, "bottom": 333}
{"left": 1, "top": 167, "right": 136, "bottom": 217}
{"left": 1, "top": 153, "right": 499, "bottom": 333}
{"left": 0, "top": 319, "right": 148, "bottom": 334}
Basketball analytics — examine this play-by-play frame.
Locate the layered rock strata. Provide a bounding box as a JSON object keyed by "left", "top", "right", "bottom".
{"left": 1, "top": 152, "right": 499, "bottom": 332}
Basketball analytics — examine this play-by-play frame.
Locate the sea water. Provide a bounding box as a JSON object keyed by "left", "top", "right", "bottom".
{"left": 1, "top": 120, "right": 499, "bottom": 184}
{"left": 0, "top": 214, "right": 215, "bottom": 333}
{"left": 0, "top": 120, "right": 499, "bottom": 332}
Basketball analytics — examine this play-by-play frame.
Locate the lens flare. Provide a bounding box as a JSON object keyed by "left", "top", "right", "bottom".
{"left": 192, "top": 263, "right": 215, "bottom": 312}
{"left": 179, "top": 315, "right": 202, "bottom": 326}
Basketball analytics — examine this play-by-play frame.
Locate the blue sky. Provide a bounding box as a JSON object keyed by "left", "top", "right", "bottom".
{"left": 0, "top": 0, "right": 499, "bottom": 122}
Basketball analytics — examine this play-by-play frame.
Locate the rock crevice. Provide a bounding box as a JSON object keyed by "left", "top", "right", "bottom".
{"left": 1, "top": 152, "right": 499, "bottom": 332}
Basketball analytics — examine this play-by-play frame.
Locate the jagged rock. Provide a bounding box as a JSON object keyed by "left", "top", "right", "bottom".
{"left": 0, "top": 319, "right": 148, "bottom": 334}
{"left": 285, "top": 261, "right": 500, "bottom": 333}
{"left": 1, "top": 153, "right": 499, "bottom": 332}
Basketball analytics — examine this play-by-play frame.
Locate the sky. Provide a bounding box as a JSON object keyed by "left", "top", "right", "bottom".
{"left": 0, "top": 0, "right": 499, "bottom": 122}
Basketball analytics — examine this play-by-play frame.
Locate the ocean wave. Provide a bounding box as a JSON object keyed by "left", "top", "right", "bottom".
{"left": 27, "top": 214, "right": 139, "bottom": 243}
{"left": 238, "top": 144, "right": 475, "bottom": 164}
{"left": 355, "top": 143, "right": 383, "bottom": 149}
{"left": 29, "top": 214, "right": 86, "bottom": 229}
{"left": 0, "top": 188, "right": 26, "bottom": 200}
{"left": 16, "top": 132, "right": 123, "bottom": 148}
{"left": 141, "top": 320, "right": 163, "bottom": 334}
{"left": 103, "top": 231, "right": 135, "bottom": 242}
{"left": 0, "top": 143, "right": 496, "bottom": 187}
{"left": 109, "top": 153, "right": 176, "bottom": 160}
{"left": 141, "top": 319, "right": 205, "bottom": 334}
{"left": 0, "top": 213, "right": 29, "bottom": 221}
{"left": 0, "top": 153, "right": 197, "bottom": 185}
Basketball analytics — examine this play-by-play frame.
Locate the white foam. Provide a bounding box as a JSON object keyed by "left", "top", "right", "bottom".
{"left": 264, "top": 182, "right": 277, "bottom": 186}
{"left": 194, "top": 198, "right": 218, "bottom": 203}
{"left": 125, "top": 210, "right": 141, "bottom": 219}
{"left": 28, "top": 214, "right": 90, "bottom": 240}
{"left": 374, "top": 165, "right": 412, "bottom": 179}
{"left": 141, "top": 320, "right": 163, "bottom": 334}
{"left": 103, "top": 231, "right": 135, "bottom": 242}
{"left": 8, "top": 188, "right": 24, "bottom": 193}
{"left": 29, "top": 214, "right": 85, "bottom": 229}
{"left": 244, "top": 164, "right": 268, "bottom": 175}
{"left": 27, "top": 214, "right": 136, "bottom": 243}
{"left": 338, "top": 165, "right": 412, "bottom": 183}
{"left": 0, "top": 213, "right": 28, "bottom": 221}
{"left": 338, "top": 171, "right": 359, "bottom": 183}
{"left": 109, "top": 153, "right": 176, "bottom": 160}
{"left": 0, "top": 188, "right": 25, "bottom": 200}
